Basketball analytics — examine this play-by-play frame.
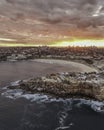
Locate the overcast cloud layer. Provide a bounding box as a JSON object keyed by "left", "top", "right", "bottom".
{"left": 0, "top": 0, "right": 104, "bottom": 42}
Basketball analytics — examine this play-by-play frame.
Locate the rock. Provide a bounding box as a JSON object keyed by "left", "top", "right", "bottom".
{"left": 7, "top": 54, "right": 26, "bottom": 61}
{"left": 8, "top": 72, "right": 104, "bottom": 101}
{"left": 16, "top": 54, "right": 26, "bottom": 60}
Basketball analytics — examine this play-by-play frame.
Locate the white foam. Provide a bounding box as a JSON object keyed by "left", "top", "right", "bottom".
{"left": 1, "top": 89, "right": 49, "bottom": 102}
{"left": 11, "top": 80, "right": 22, "bottom": 86}
{"left": 55, "top": 126, "right": 71, "bottom": 130}
{"left": 22, "top": 94, "right": 49, "bottom": 102}
{"left": 1, "top": 89, "right": 23, "bottom": 99}
{"left": 73, "top": 98, "right": 104, "bottom": 113}
{"left": 1, "top": 89, "right": 104, "bottom": 113}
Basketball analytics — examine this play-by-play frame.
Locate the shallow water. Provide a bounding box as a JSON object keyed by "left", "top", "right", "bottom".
{"left": 0, "top": 60, "right": 96, "bottom": 87}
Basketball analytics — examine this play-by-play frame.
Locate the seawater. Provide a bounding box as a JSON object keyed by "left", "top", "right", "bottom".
{"left": 0, "top": 88, "right": 104, "bottom": 130}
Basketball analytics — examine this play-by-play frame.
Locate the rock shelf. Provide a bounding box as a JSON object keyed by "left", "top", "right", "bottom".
{"left": 8, "top": 72, "right": 104, "bottom": 101}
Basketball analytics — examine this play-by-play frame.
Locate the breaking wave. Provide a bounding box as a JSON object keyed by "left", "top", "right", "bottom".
{"left": 1, "top": 80, "right": 104, "bottom": 113}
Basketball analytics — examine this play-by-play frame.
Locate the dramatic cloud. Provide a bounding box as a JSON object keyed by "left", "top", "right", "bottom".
{"left": 0, "top": 0, "right": 104, "bottom": 42}
{"left": 2, "top": 0, "right": 103, "bottom": 21}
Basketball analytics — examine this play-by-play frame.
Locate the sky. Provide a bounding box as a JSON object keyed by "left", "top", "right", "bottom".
{"left": 0, "top": 0, "right": 104, "bottom": 45}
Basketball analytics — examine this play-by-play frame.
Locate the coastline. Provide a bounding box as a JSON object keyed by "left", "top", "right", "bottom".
{"left": 1, "top": 58, "right": 103, "bottom": 102}
{"left": 7, "top": 71, "right": 104, "bottom": 101}
{"left": 0, "top": 47, "right": 103, "bottom": 102}
{"left": 0, "top": 59, "right": 97, "bottom": 87}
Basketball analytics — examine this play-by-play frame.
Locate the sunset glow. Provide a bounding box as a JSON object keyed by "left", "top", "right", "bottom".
{"left": 0, "top": 43, "right": 42, "bottom": 47}
{"left": 50, "top": 39, "right": 104, "bottom": 47}
{"left": 0, "top": 39, "right": 104, "bottom": 47}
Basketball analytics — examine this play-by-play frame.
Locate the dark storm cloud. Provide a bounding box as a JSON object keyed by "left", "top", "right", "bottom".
{"left": 3, "top": 0, "right": 98, "bottom": 16}
{"left": 0, "top": 0, "right": 104, "bottom": 33}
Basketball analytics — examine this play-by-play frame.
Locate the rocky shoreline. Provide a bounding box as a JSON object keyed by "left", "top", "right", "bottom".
{"left": 0, "top": 47, "right": 103, "bottom": 72}
{"left": 0, "top": 47, "right": 103, "bottom": 62}
{"left": 1, "top": 47, "right": 104, "bottom": 101}
{"left": 8, "top": 72, "right": 104, "bottom": 101}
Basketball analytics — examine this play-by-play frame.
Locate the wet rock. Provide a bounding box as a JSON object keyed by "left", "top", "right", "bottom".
{"left": 8, "top": 72, "right": 104, "bottom": 101}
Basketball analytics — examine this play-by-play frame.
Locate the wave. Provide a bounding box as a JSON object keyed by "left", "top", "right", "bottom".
{"left": 1, "top": 86, "right": 104, "bottom": 113}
